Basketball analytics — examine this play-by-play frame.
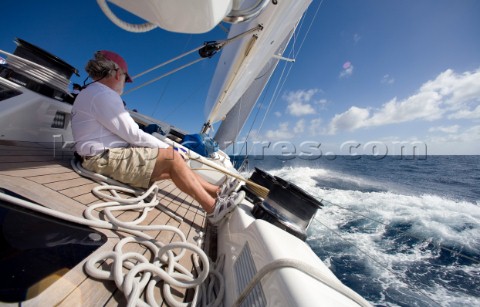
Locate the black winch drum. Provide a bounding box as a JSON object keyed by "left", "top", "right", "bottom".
{"left": 248, "top": 167, "right": 276, "bottom": 191}
{"left": 249, "top": 168, "right": 323, "bottom": 241}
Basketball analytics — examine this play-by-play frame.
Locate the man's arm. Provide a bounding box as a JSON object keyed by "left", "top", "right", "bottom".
{"left": 93, "top": 91, "right": 169, "bottom": 149}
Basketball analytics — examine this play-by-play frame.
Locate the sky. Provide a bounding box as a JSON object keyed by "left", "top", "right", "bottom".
{"left": 1, "top": 0, "right": 479, "bottom": 155}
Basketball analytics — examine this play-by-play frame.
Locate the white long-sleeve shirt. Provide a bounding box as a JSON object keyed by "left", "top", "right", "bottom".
{"left": 72, "top": 82, "right": 169, "bottom": 156}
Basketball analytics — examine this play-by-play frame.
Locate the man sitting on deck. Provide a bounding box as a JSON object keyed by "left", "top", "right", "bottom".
{"left": 71, "top": 50, "right": 244, "bottom": 225}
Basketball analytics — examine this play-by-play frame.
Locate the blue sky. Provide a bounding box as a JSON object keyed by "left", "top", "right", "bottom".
{"left": 1, "top": 0, "right": 479, "bottom": 155}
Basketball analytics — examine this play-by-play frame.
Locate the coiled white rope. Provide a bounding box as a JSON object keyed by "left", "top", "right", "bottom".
{"left": 193, "top": 234, "right": 226, "bottom": 307}
{"left": 0, "top": 158, "right": 232, "bottom": 306}
{"left": 84, "top": 237, "right": 210, "bottom": 307}
{"left": 78, "top": 168, "right": 230, "bottom": 306}
{"left": 0, "top": 184, "right": 211, "bottom": 306}
{"left": 71, "top": 159, "right": 182, "bottom": 223}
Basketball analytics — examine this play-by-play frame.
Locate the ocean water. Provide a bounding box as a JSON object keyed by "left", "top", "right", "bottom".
{"left": 239, "top": 155, "right": 480, "bottom": 307}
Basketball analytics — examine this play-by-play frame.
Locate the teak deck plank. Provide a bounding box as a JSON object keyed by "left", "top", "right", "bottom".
{"left": 23, "top": 239, "right": 119, "bottom": 307}
{"left": 0, "top": 142, "right": 208, "bottom": 306}
{"left": 27, "top": 171, "right": 80, "bottom": 184}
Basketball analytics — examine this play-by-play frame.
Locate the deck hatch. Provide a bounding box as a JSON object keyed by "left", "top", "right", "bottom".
{"left": 234, "top": 242, "right": 267, "bottom": 307}
{"left": 0, "top": 188, "right": 107, "bottom": 303}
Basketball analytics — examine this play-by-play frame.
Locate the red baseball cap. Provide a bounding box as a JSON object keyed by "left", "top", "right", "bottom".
{"left": 99, "top": 50, "right": 132, "bottom": 83}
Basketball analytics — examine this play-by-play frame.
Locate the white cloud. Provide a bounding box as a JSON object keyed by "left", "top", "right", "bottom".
{"left": 327, "top": 68, "right": 480, "bottom": 134}
{"left": 315, "top": 98, "right": 329, "bottom": 110}
{"left": 284, "top": 89, "right": 318, "bottom": 116}
{"left": 340, "top": 64, "right": 354, "bottom": 78}
{"left": 428, "top": 125, "right": 460, "bottom": 134}
{"left": 274, "top": 111, "right": 282, "bottom": 117}
{"left": 293, "top": 119, "right": 305, "bottom": 133}
{"left": 327, "top": 106, "right": 370, "bottom": 134}
{"left": 265, "top": 122, "right": 295, "bottom": 140}
{"left": 381, "top": 74, "right": 395, "bottom": 85}
{"left": 428, "top": 125, "right": 480, "bottom": 143}
{"left": 448, "top": 104, "right": 480, "bottom": 119}
{"left": 309, "top": 118, "right": 323, "bottom": 136}
{"left": 287, "top": 101, "right": 316, "bottom": 116}
{"left": 420, "top": 69, "right": 480, "bottom": 107}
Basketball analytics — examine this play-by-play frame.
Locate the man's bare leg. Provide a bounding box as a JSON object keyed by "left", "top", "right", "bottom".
{"left": 150, "top": 147, "right": 216, "bottom": 213}
{"left": 193, "top": 172, "right": 222, "bottom": 197}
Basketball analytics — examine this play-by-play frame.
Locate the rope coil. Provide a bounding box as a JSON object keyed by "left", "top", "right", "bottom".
{"left": 0, "top": 159, "right": 229, "bottom": 306}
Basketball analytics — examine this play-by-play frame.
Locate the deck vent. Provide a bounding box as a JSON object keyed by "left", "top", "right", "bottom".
{"left": 234, "top": 242, "right": 267, "bottom": 307}
{"left": 51, "top": 111, "right": 66, "bottom": 128}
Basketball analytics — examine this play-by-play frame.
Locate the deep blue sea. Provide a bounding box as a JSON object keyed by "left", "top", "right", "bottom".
{"left": 239, "top": 155, "right": 480, "bottom": 307}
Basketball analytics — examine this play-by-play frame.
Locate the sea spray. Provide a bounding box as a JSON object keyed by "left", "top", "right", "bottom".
{"left": 241, "top": 155, "right": 480, "bottom": 306}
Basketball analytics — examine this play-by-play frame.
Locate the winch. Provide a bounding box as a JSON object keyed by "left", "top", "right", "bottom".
{"left": 248, "top": 168, "right": 323, "bottom": 241}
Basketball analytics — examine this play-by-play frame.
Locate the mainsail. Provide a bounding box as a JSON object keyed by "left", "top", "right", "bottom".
{"left": 204, "top": 0, "right": 312, "bottom": 145}
{"left": 213, "top": 31, "right": 293, "bottom": 150}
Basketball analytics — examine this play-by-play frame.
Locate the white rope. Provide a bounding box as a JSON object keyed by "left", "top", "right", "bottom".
{"left": 97, "top": 0, "right": 158, "bottom": 33}
{"left": 85, "top": 238, "right": 210, "bottom": 307}
{"left": 71, "top": 159, "right": 182, "bottom": 223}
{"left": 132, "top": 45, "right": 205, "bottom": 80}
{"left": 123, "top": 58, "right": 207, "bottom": 95}
{"left": 199, "top": 256, "right": 225, "bottom": 307}
{"left": 193, "top": 234, "right": 226, "bottom": 307}
{"left": 79, "top": 179, "right": 227, "bottom": 306}
{"left": 0, "top": 158, "right": 231, "bottom": 306}
{"left": 0, "top": 186, "right": 211, "bottom": 306}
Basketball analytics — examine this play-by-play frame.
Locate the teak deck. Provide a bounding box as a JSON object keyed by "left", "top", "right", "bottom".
{"left": 0, "top": 141, "right": 208, "bottom": 306}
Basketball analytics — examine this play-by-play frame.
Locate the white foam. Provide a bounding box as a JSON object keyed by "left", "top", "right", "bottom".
{"left": 262, "top": 165, "right": 480, "bottom": 305}
{"left": 268, "top": 166, "right": 480, "bottom": 251}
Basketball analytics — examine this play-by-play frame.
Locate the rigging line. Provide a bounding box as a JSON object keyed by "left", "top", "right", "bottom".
{"left": 249, "top": 47, "right": 295, "bottom": 152}
{"left": 150, "top": 71, "right": 173, "bottom": 118}
{"left": 230, "top": 95, "right": 243, "bottom": 162}
{"left": 241, "top": 22, "right": 304, "bottom": 143}
{"left": 233, "top": 58, "right": 277, "bottom": 159}
{"left": 217, "top": 24, "right": 263, "bottom": 48}
{"left": 236, "top": 67, "right": 275, "bottom": 159}
{"left": 246, "top": 1, "right": 322, "bottom": 153}
{"left": 239, "top": 0, "right": 328, "bottom": 154}
{"left": 243, "top": 27, "right": 303, "bottom": 151}
{"left": 231, "top": 0, "right": 325, "bottom": 158}
{"left": 132, "top": 45, "right": 204, "bottom": 80}
{"left": 218, "top": 22, "right": 230, "bottom": 34}
{"left": 320, "top": 198, "right": 480, "bottom": 264}
{"left": 151, "top": 34, "right": 194, "bottom": 118}
{"left": 313, "top": 216, "right": 443, "bottom": 307}
{"left": 238, "top": 42, "right": 299, "bottom": 159}
{"left": 132, "top": 24, "right": 261, "bottom": 81}
{"left": 232, "top": 16, "right": 305, "bottom": 158}
{"left": 294, "top": 0, "right": 325, "bottom": 59}
{"left": 162, "top": 79, "right": 209, "bottom": 122}
{"left": 123, "top": 58, "right": 206, "bottom": 95}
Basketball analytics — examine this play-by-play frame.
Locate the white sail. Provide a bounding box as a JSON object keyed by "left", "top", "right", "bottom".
{"left": 204, "top": 0, "right": 312, "bottom": 127}
{"left": 213, "top": 31, "right": 293, "bottom": 150}
{"left": 105, "top": 0, "right": 233, "bottom": 33}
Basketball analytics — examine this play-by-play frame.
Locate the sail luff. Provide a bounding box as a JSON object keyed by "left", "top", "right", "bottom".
{"left": 213, "top": 30, "right": 294, "bottom": 150}
{"left": 204, "top": 0, "right": 312, "bottom": 127}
